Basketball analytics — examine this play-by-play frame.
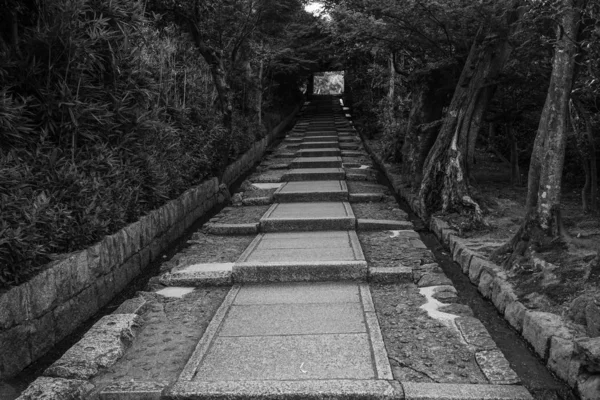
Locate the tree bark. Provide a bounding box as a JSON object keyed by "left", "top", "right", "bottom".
{"left": 494, "top": 0, "right": 585, "bottom": 262}
{"left": 418, "top": 8, "right": 518, "bottom": 221}
{"left": 399, "top": 63, "right": 453, "bottom": 185}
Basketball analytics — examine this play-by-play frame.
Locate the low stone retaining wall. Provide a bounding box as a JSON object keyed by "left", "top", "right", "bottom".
{"left": 362, "top": 137, "right": 600, "bottom": 400}
{"left": 0, "top": 105, "right": 300, "bottom": 379}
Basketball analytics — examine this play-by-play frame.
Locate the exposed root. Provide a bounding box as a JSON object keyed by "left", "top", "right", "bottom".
{"left": 388, "top": 356, "right": 440, "bottom": 383}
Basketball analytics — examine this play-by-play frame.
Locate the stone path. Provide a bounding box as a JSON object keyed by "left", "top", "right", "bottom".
{"left": 21, "top": 97, "right": 535, "bottom": 399}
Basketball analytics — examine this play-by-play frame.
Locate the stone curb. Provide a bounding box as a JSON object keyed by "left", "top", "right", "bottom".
{"left": 44, "top": 314, "right": 142, "bottom": 380}
{"left": 360, "top": 136, "right": 600, "bottom": 400}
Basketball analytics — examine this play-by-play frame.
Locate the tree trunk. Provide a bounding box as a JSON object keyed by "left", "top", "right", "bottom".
{"left": 400, "top": 64, "right": 453, "bottom": 185}
{"left": 418, "top": 11, "right": 518, "bottom": 221}
{"left": 494, "top": 0, "right": 585, "bottom": 262}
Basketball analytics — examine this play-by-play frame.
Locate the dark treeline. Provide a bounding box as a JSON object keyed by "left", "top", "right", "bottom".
{"left": 322, "top": 0, "right": 599, "bottom": 264}
{"left": 0, "top": 0, "right": 328, "bottom": 287}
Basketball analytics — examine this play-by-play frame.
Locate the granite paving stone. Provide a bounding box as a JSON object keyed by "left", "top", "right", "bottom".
{"left": 193, "top": 334, "right": 376, "bottom": 381}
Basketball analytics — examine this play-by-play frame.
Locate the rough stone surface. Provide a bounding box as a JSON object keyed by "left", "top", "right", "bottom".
{"left": 490, "top": 278, "right": 518, "bottom": 315}
{"left": 168, "top": 379, "right": 401, "bottom": 400}
{"left": 578, "top": 374, "right": 600, "bottom": 400}
{"left": 45, "top": 314, "right": 142, "bottom": 380}
{"left": 575, "top": 337, "right": 600, "bottom": 373}
{"left": 16, "top": 377, "right": 94, "bottom": 400}
{"left": 475, "top": 349, "right": 521, "bottom": 384}
{"left": 505, "top": 301, "right": 528, "bottom": 332}
{"left": 455, "top": 317, "right": 497, "bottom": 350}
{"left": 522, "top": 311, "right": 574, "bottom": 360}
{"left": 477, "top": 271, "right": 494, "bottom": 299}
{"left": 548, "top": 336, "right": 581, "bottom": 386}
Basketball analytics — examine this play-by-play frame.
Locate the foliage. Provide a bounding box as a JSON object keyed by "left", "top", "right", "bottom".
{"left": 0, "top": 0, "right": 312, "bottom": 287}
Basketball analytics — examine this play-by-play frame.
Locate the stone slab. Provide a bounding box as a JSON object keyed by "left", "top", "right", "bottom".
{"left": 274, "top": 180, "right": 348, "bottom": 203}
{"left": 219, "top": 303, "right": 366, "bottom": 336}
{"left": 236, "top": 231, "right": 363, "bottom": 263}
{"left": 302, "top": 135, "right": 339, "bottom": 142}
{"left": 98, "top": 381, "right": 166, "bottom": 400}
{"left": 159, "top": 263, "right": 234, "bottom": 287}
{"left": 297, "top": 148, "right": 341, "bottom": 157}
{"left": 168, "top": 379, "right": 401, "bottom": 400}
{"left": 193, "top": 334, "right": 375, "bottom": 381}
{"left": 17, "top": 377, "right": 94, "bottom": 400}
{"left": 302, "top": 141, "right": 340, "bottom": 149}
{"left": 402, "top": 382, "right": 533, "bottom": 399}
{"left": 260, "top": 202, "right": 355, "bottom": 232}
{"left": 302, "top": 130, "right": 338, "bottom": 136}
{"left": 233, "top": 282, "right": 360, "bottom": 304}
{"left": 282, "top": 168, "right": 345, "bottom": 181}
{"left": 44, "top": 314, "right": 142, "bottom": 380}
{"left": 290, "top": 156, "right": 343, "bottom": 169}
{"left": 232, "top": 261, "right": 368, "bottom": 283}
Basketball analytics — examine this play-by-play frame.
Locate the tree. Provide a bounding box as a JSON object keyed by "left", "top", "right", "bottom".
{"left": 417, "top": 0, "right": 523, "bottom": 222}
{"left": 494, "top": 0, "right": 588, "bottom": 262}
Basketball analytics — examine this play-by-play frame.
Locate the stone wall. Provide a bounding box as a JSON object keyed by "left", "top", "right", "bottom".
{"left": 361, "top": 136, "right": 600, "bottom": 400}
{"left": 0, "top": 105, "right": 300, "bottom": 379}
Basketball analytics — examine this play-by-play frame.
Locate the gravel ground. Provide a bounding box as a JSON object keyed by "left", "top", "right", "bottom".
{"left": 248, "top": 169, "right": 286, "bottom": 182}
{"left": 243, "top": 188, "right": 276, "bottom": 200}
{"left": 351, "top": 198, "right": 409, "bottom": 220}
{"left": 90, "top": 288, "right": 229, "bottom": 390}
{"left": 160, "top": 233, "right": 255, "bottom": 272}
{"left": 371, "top": 283, "right": 489, "bottom": 384}
{"left": 358, "top": 231, "right": 435, "bottom": 269}
{"left": 210, "top": 206, "right": 270, "bottom": 224}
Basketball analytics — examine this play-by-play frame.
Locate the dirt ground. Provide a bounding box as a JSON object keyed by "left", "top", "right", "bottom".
{"left": 440, "top": 152, "right": 600, "bottom": 329}
{"left": 351, "top": 196, "right": 409, "bottom": 220}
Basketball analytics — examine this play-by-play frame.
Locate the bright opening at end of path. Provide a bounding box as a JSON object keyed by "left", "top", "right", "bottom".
{"left": 314, "top": 71, "right": 344, "bottom": 95}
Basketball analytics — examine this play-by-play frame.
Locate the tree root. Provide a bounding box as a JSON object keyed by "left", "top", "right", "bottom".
{"left": 388, "top": 356, "right": 439, "bottom": 383}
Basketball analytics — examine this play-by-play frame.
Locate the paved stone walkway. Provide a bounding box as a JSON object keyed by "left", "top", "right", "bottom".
{"left": 22, "top": 97, "right": 535, "bottom": 399}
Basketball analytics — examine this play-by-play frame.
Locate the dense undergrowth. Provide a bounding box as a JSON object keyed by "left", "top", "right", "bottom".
{"left": 0, "top": 0, "right": 303, "bottom": 287}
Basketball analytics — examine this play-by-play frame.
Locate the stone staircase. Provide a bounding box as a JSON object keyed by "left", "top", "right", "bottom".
{"left": 20, "top": 97, "right": 535, "bottom": 400}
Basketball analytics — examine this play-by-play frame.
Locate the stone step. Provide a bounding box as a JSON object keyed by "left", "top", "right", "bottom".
{"left": 273, "top": 180, "right": 348, "bottom": 202}
{"left": 296, "top": 148, "right": 341, "bottom": 157}
{"left": 233, "top": 231, "right": 367, "bottom": 282}
{"left": 289, "top": 156, "right": 343, "bottom": 169}
{"left": 167, "top": 380, "right": 400, "bottom": 400}
{"left": 282, "top": 168, "right": 345, "bottom": 181}
{"left": 260, "top": 202, "right": 355, "bottom": 232}
{"left": 304, "top": 133, "right": 338, "bottom": 136}
{"left": 168, "top": 282, "right": 395, "bottom": 398}
{"left": 301, "top": 141, "right": 339, "bottom": 149}
{"left": 302, "top": 135, "right": 339, "bottom": 142}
